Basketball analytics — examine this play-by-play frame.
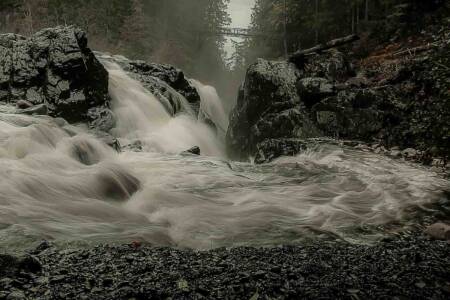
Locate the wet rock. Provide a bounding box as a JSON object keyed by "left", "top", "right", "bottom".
{"left": 297, "top": 77, "right": 334, "bottom": 107}
{"left": 16, "top": 104, "right": 48, "bottom": 116}
{"left": 122, "top": 140, "right": 143, "bottom": 152}
{"left": 389, "top": 150, "right": 402, "bottom": 158}
{"left": 87, "top": 107, "right": 116, "bottom": 133}
{"left": 70, "top": 139, "right": 102, "bottom": 165}
{"left": 96, "top": 133, "right": 121, "bottom": 152}
{"left": 255, "top": 139, "right": 308, "bottom": 164}
{"left": 6, "top": 291, "right": 26, "bottom": 300}
{"left": 355, "top": 143, "right": 371, "bottom": 152}
{"left": 425, "top": 223, "right": 450, "bottom": 240}
{"left": 100, "top": 54, "right": 200, "bottom": 116}
{"left": 96, "top": 167, "right": 141, "bottom": 202}
{"left": 300, "top": 49, "right": 355, "bottom": 81}
{"left": 15, "top": 100, "right": 32, "bottom": 109}
{"left": 32, "top": 240, "right": 52, "bottom": 254}
{"left": 0, "top": 254, "right": 41, "bottom": 277}
{"left": 0, "top": 26, "right": 110, "bottom": 125}
{"left": 182, "top": 146, "right": 201, "bottom": 156}
{"left": 402, "top": 148, "right": 418, "bottom": 159}
{"left": 226, "top": 59, "right": 321, "bottom": 160}
{"left": 128, "top": 61, "right": 200, "bottom": 106}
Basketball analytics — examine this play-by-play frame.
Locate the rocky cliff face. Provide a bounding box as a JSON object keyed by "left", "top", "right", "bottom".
{"left": 227, "top": 26, "right": 450, "bottom": 163}
{"left": 0, "top": 26, "right": 111, "bottom": 126}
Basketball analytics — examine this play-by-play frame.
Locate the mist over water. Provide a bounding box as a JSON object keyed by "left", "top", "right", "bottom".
{"left": 0, "top": 62, "right": 448, "bottom": 251}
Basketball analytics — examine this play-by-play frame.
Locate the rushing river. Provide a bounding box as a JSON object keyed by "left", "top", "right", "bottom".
{"left": 0, "top": 60, "right": 448, "bottom": 251}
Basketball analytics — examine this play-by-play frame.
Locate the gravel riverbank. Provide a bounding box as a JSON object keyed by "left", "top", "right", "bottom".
{"left": 1, "top": 232, "right": 449, "bottom": 299}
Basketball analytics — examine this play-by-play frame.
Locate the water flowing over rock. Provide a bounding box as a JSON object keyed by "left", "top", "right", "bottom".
{"left": 0, "top": 25, "right": 448, "bottom": 259}
{"left": 97, "top": 54, "right": 201, "bottom": 116}
{"left": 227, "top": 30, "right": 450, "bottom": 162}
{"left": 0, "top": 26, "right": 111, "bottom": 125}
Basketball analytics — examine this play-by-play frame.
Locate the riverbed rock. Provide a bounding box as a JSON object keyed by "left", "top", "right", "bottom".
{"left": 425, "top": 223, "right": 450, "bottom": 240}
{"left": 15, "top": 100, "right": 33, "bottom": 109}
{"left": 0, "top": 26, "right": 110, "bottom": 125}
{"left": 182, "top": 146, "right": 201, "bottom": 156}
{"left": 15, "top": 104, "right": 48, "bottom": 116}
{"left": 254, "top": 139, "right": 308, "bottom": 164}
{"left": 0, "top": 254, "right": 42, "bottom": 277}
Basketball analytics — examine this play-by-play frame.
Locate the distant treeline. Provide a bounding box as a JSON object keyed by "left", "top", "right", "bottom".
{"left": 230, "top": 0, "right": 449, "bottom": 68}
{"left": 0, "top": 0, "right": 231, "bottom": 83}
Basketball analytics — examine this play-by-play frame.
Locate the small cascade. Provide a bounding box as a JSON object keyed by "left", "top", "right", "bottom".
{"left": 191, "top": 79, "right": 229, "bottom": 135}
{"left": 102, "top": 60, "right": 225, "bottom": 157}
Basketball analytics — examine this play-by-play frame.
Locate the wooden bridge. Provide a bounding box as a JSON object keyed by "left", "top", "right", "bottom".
{"left": 204, "top": 27, "right": 277, "bottom": 38}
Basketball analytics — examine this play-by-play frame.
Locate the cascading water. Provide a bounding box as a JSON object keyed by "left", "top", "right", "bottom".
{"left": 0, "top": 62, "right": 449, "bottom": 251}
{"left": 191, "top": 79, "right": 229, "bottom": 136}
{"left": 104, "top": 60, "right": 225, "bottom": 157}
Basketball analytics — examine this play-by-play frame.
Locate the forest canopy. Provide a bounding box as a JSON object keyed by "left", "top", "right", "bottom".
{"left": 0, "top": 0, "right": 231, "bottom": 83}
{"left": 233, "top": 0, "right": 449, "bottom": 68}
{"left": 1, "top": 0, "right": 448, "bottom": 95}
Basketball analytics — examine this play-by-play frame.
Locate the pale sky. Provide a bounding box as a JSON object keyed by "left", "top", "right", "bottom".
{"left": 225, "top": 0, "right": 256, "bottom": 58}
{"left": 228, "top": 0, "right": 255, "bottom": 28}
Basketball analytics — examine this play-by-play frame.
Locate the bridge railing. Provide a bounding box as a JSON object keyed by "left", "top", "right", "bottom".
{"left": 201, "top": 27, "right": 281, "bottom": 38}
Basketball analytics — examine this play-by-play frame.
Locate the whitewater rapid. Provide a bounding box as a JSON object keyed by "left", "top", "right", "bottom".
{"left": 0, "top": 61, "right": 449, "bottom": 250}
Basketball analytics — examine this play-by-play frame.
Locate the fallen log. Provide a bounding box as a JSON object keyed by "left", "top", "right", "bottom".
{"left": 289, "top": 34, "right": 360, "bottom": 65}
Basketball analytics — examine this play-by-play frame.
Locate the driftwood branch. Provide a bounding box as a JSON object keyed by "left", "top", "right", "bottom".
{"left": 391, "top": 43, "right": 437, "bottom": 57}
{"left": 289, "top": 34, "right": 360, "bottom": 64}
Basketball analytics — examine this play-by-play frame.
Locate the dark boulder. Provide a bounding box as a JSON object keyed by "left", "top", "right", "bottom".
{"left": 182, "top": 146, "right": 201, "bottom": 156}
{"left": 15, "top": 100, "right": 33, "bottom": 109}
{"left": 311, "top": 89, "right": 384, "bottom": 140}
{"left": 297, "top": 77, "right": 335, "bottom": 107}
{"left": 87, "top": 106, "right": 116, "bottom": 132}
{"left": 0, "top": 26, "right": 111, "bottom": 126}
{"left": 254, "top": 139, "right": 308, "bottom": 164}
{"left": 0, "top": 254, "right": 42, "bottom": 277}
{"left": 301, "top": 49, "right": 355, "bottom": 81}
{"left": 15, "top": 104, "right": 48, "bottom": 116}
{"left": 226, "top": 59, "right": 322, "bottom": 160}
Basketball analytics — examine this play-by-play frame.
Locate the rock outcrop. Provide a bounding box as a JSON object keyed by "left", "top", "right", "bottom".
{"left": 227, "top": 26, "right": 450, "bottom": 163}
{"left": 226, "top": 59, "right": 322, "bottom": 160}
{"left": 99, "top": 54, "right": 201, "bottom": 116}
{"left": 0, "top": 26, "right": 111, "bottom": 126}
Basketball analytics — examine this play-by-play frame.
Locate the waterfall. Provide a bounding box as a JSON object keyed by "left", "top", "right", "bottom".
{"left": 191, "top": 79, "right": 229, "bottom": 135}
{"left": 104, "top": 61, "right": 225, "bottom": 157}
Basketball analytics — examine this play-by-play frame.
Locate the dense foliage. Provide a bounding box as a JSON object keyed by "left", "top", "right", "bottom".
{"left": 237, "top": 0, "right": 449, "bottom": 64}
{"left": 0, "top": 0, "right": 231, "bottom": 82}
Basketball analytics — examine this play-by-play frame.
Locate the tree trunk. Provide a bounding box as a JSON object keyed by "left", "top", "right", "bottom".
{"left": 283, "top": 0, "right": 288, "bottom": 57}
{"left": 351, "top": 3, "right": 355, "bottom": 34}
{"left": 356, "top": 2, "right": 360, "bottom": 33}
{"left": 365, "top": 0, "right": 369, "bottom": 22}
{"left": 315, "top": 0, "right": 319, "bottom": 44}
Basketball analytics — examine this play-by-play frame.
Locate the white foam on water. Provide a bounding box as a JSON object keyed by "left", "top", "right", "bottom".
{"left": 0, "top": 63, "right": 448, "bottom": 250}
